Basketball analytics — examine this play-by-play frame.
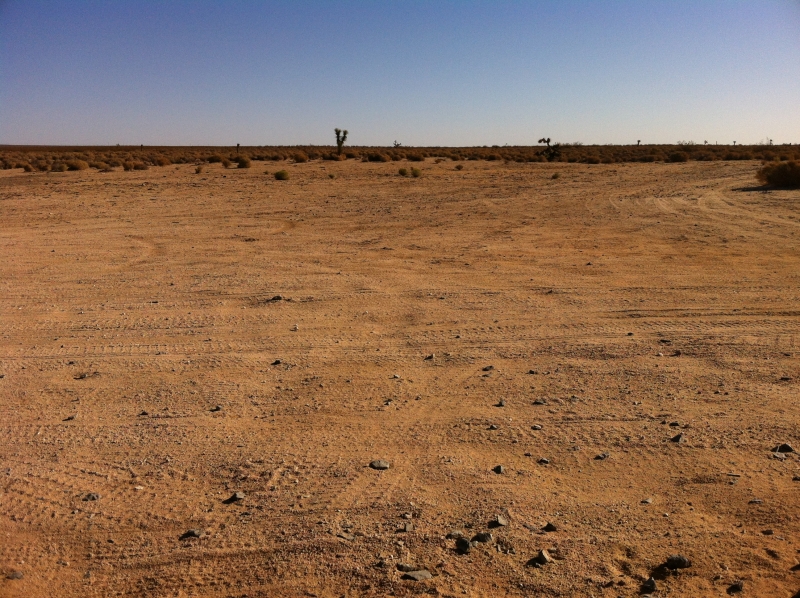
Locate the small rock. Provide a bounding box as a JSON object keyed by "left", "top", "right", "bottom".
{"left": 402, "top": 512, "right": 413, "bottom": 520}
{"left": 270, "top": 295, "right": 283, "bottom": 301}
{"left": 397, "top": 562, "right": 417, "bottom": 572}
{"left": 7, "top": 571, "right": 23, "bottom": 580}
{"left": 472, "top": 532, "right": 493, "bottom": 543}
{"left": 665, "top": 554, "right": 691, "bottom": 569}
{"left": 528, "top": 369, "right": 538, "bottom": 374}
{"left": 773, "top": 443, "right": 794, "bottom": 453}
{"left": 669, "top": 421, "right": 680, "bottom": 427}
{"left": 369, "top": 460, "right": 390, "bottom": 470}
{"left": 63, "top": 415, "right": 76, "bottom": 421}
{"left": 538, "top": 458, "right": 549, "bottom": 465}
{"left": 670, "top": 433, "right": 685, "bottom": 443}
{"left": 424, "top": 354, "right": 434, "bottom": 361}
{"left": 496, "top": 399, "right": 505, "bottom": 407}
{"left": 455, "top": 537, "right": 472, "bottom": 554}
{"left": 762, "top": 529, "right": 774, "bottom": 535}
{"left": 83, "top": 493, "right": 100, "bottom": 501}
{"left": 446, "top": 530, "right": 464, "bottom": 539}
{"left": 492, "top": 515, "right": 509, "bottom": 527}
{"left": 543, "top": 522, "right": 558, "bottom": 532}
{"left": 488, "top": 424, "right": 499, "bottom": 430}
{"left": 748, "top": 498, "right": 763, "bottom": 504}
{"left": 493, "top": 465, "right": 505, "bottom": 474}
{"left": 641, "top": 577, "right": 657, "bottom": 593}
{"left": 531, "top": 424, "right": 542, "bottom": 430}
{"left": 594, "top": 453, "right": 609, "bottom": 460}
{"left": 337, "top": 532, "right": 355, "bottom": 541}
{"left": 210, "top": 405, "right": 222, "bottom": 412}
{"left": 672, "top": 350, "right": 682, "bottom": 356}
{"left": 627, "top": 332, "right": 634, "bottom": 336}
{"left": 482, "top": 365, "right": 494, "bottom": 371}
{"left": 728, "top": 580, "right": 744, "bottom": 594}
{"left": 392, "top": 374, "right": 400, "bottom": 379}
{"left": 402, "top": 570, "right": 432, "bottom": 581}
{"left": 533, "top": 399, "right": 547, "bottom": 405}
{"left": 138, "top": 410, "right": 149, "bottom": 416}
{"left": 223, "top": 491, "right": 245, "bottom": 504}
{"left": 271, "top": 359, "right": 282, "bottom": 365}
{"left": 401, "top": 522, "right": 414, "bottom": 532}
{"left": 779, "top": 376, "right": 792, "bottom": 381}
{"left": 641, "top": 497, "right": 653, "bottom": 504}
{"left": 528, "top": 549, "right": 552, "bottom": 566}
{"left": 180, "top": 529, "right": 203, "bottom": 540}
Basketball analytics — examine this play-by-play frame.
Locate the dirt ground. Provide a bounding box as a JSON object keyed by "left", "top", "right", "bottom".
{"left": 1, "top": 159, "right": 799, "bottom": 597}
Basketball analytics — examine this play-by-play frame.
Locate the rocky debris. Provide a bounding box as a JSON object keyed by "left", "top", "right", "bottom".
{"left": 488, "top": 424, "right": 499, "bottom": 430}
{"left": 83, "top": 493, "right": 100, "bottom": 501}
{"left": 594, "top": 453, "right": 609, "bottom": 460}
{"left": 728, "top": 580, "right": 744, "bottom": 594}
{"left": 531, "top": 424, "right": 543, "bottom": 430}
{"left": 665, "top": 554, "right": 691, "bottom": 569}
{"left": 542, "top": 522, "right": 558, "bottom": 532}
{"left": 641, "top": 497, "right": 653, "bottom": 504}
{"left": 402, "top": 512, "right": 413, "bottom": 520}
{"left": 396, "top": 562, "right": 417, "bottom": 572}
{"left": 641, "top": 577, "right": 657, "bottom": 593}
{"left": 63, "top": 415, "right": 76, "bottom": 421}
{"left": 527, "top": 549, "right": 553, "bottom": 567}
{"left": 762, "top": 529, "right": 774, "bottom": 535}
{"left": 533, "top": 399, "right": 547, "bottom": 405}
{"left": 496, "top": 399, "right": 506, "bottom": 407}
{"left": 7, "top": 571, "right": 23, "bottom": 580}
{"left": 773, "top": 443, "right": 794, "bottom": 453}
{"left": 392, "top": 374, "right": 400, "bottom": 379}
{"left": 455, "top": 537, "right": 472, "bottom": 554}
{"left": 271, "top": 359, "right": 282, "bottom": 365}
{"left": 472, "top": 532, "right": 493, "bottom": 543}
{"left": 210, "top": 405, "right": 222, "bottom": 412}
{"left": 528, "top": 369, "right": 538, "bottom": 374}
{"left": 337, "top": 532, "right": 355, "bottom": 541}
{"left": 748, "top": 498, "right": 763, "bottom": 504}
{"left": 369, "top": 460, "right": 390, "bottom": 470}
{"left": 446, "top": 530, "right": 464, "bottom": 539}
{"left": 669, "top": 421, "right": 680, "bottom": 427}
{"left": 138, "top": 410, "right": 149, "bottom": 416}
{"left": 482, "top": 365, "right": 494, "bottom": 371}
{"left": 538, "top": 458, "right": 550, "bottom": 465}
{"left": 290, "top": 324, "right": 298, "bottom": 331}
{"left": 401, "top": 522, "right": 414, "bottom": 533}
{"left": 493, "top": 465, "right": 505, "bottom": 474}
{"left": 270, "top": 295, "right": 284, "bottom": 302}
{"left": 672, "top": 350, "right": 682, "bottom": 357}
{"left": 670, "top": 433, "right": 685, "bottom": 443}
{"left": 627, "top": 332, "right": 634, "bottom": 336}
{"left": 180, "top": 529, "right": 203, "bottom": 540}
{"left": 491, "top": 514, "right": 509, "bottom": 527}
{"left": 424, "top": 354, "right": 434, "bottom": 361}
{"left": 223, "top": 491, "right": 245, "bottom": 504}
{"left": 402, "top": 570, "right": 432, "bottom": 581}
{"left": 779, "top": 376, "right": 792, "bottom": 381}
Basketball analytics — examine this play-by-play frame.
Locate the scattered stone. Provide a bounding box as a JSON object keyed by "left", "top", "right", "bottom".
{"left": 594, "top": 453, "right": 609, "bottom": 461}
{"left": 401, "top": 522, "right": 414, "bottom": 533}
{"left": 748, "top": 498, "right": 763, "bottom": 504}
{"left": 337, "top": 532, "right": 355, "bottom": 541}
{"left": 641, "top": 498, "right": 653, "bottom": 504}
{"left": 270, "top": 295, "right": 283, "bottom": 301}
{"left": 291, "top": 324, "right": 298, "bottom": 331}
{"left": 524, "top": 452, "right": 533, "bottom": 457}
{"left": 531, "top": 424, "right": 542, "bottom": 430}
{"left": 779, "top": 376, "right": 792, "bottom": 381}
{"left": 496, "top": 399, "right": 506, "bottom": 407}
{"left": 669, "top": 421, "right": 680, "bottom": 427}
{"left": 533, "top": 399, "right": 547, "bottom": 405}
{"left": 492, "top": 515, "right": 509, "bottom": 527}
{"left": 773, "top": 443, "right": 794, "bottom": 453}
{"left": 670, "top": 433, "right": 685, "bottom": 443}
{"left": 369, "top": 460, "right": 390, "bottom": 470}
{"left": 63, "top": 415, "right": 76, "bottom": 421}
{"left": 402, "top": 512, "right": 413, "bottom": 520}
{"left": 665, "top": 554, "right": 691, "bottom": 569}
{"left": 762, "top": 529, "right": 774, "bottom": 536}
{"left": 424, "top": 354, "right": 434, "bottom": 361}
{"left": 728, "top": 580, "right": 744, "bottom": 594}
{"left": 488, "top": 424, "right": 499, "bottom": 430}
{"left": 672, "top": 350, "right": 682, "bottom": 357}
{"left": 402, "top": 570, "right": 432, "bottom": 581}
{"left": 641, "top": 577, "right": 657, "bottom": 593}
{"left": 793, "top": 476, "right": 800, "bottom": 482}
{"left": 83, "top": 493, "right": 100, "bottom": 501}
{"left": 7, "top": 571, "right": 23, "bottom": 580}
{"left": 180, "top": 529, "right": 203, "bottom": 540}
{"left": 527, "top": 549, "right": 553, "bottom": 566}
{"left": 392, "top": 374, "right": 400, "bottom": 379}
{"left": 223, "top": 491, "right": 245, "bottom": 504}
{"left": 271, "top": 359, "right": 282, "bottom": 365}
{"left": 627, "top": 332, "right": 634, "bottom": 336}
{"left": 446, "top": 530, "right": 464, "bottom": 539}
{"left": 538, "top": 458, "right": 550, "bottom": 465}
{"left": 482, "top": 365, "right": 494, "bottom": 371}
{"left": 210, "top": 405, "right": 222, "bottom": 412}
{"left": 472, "top": 532, "right": 493, "bottom": 543}
{"left": 528, "top": 369, "right": 538, "bottom": 374}
{"left": 542, "top": 522, "right": 558, "bottom": 532}
{"left": 397, "top": 562, "right": 417, "bottom": 572}
{"left": 455, "top": 537, "right": 472, "bottom": 554}
{"left": 493, "top": 465, "right": 505, "bottom": 474}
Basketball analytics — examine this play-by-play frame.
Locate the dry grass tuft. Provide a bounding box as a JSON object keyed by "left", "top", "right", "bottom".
{"left": 756, "top": 160, "right": 800, "bottom": 188}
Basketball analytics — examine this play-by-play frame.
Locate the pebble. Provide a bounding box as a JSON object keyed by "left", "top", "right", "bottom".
{"left": 210, "top": 405, "right": 222, "bottom": 412}
{"left": 369, "top": 460, "right": 390, "bottom": 470}
{"left": 641, "top": 577, "right": 657, "bottom": 593}
{"left": 728, "top": 580, "right": 744, "bottom": 593}
{"left": 337, "top": 532, "right": 355, "bottom": 541}
{"left": 528, "top": 369, "right": 538, "bottom": 374}
{"left": 402, "top": 570, "right": 432, "bottom": 581}
{"left": 641, "top": 497, "right": 653, "bottom": 504}
{"left": 271, "top": 359, "right": 282, "bottom": 365}
{"left": 493, "top": 515, "right": 509, "bottom": 527}
{"left": 773, "top": 443, "right": 794, "bottom": 453}
{"left": 424, "top": 354, "right": 434, "bottom": 361}
{"left": 670, "top": 433, "right": 685, "bottom": 443}
{"left": 665, "top": 554, "right": 691, "bottom": 569}
{"left": 138, "top": 410, "right": 149, "bottom": 416}
{"left": 482, "top": 365, "right": 495, "bottom": 371}
{"left": 472, "top": 532, "right": 493, "bottom": 543}
{"left": 762, "top": 529, "right": 774, "bottom": 535}
{"left": 528, "top": 549, "right": 552, "bottom": 566}
{"left": 488, "top": 424, "right": 499, "bottom": 430}
{"left": 538, "top": 458, "right": 550, "bottom": 465}
{"left": 543, "top": 522, "right": 557, "bottom": 532}
{"left": 7, "top": 571, "right": 23, "bottom": 580}
{"left": 446, "top": 530, "right": 464, "bottom": 539}
{"left": 455, "top": 537, "right": 472, "bottom": 554}
{"left": 496, "top": 399, "right": 505, "bottom": 407}
{"left": 531, "top": 424, "right": 542, "bottom": 430}
{"left": 223, "top": 491, "right": 245, "bottom": 504}
{"left": 180, "top": 529, "right": 203, "bottom": 540}
{"left": 594, "top": 453, "right": 609, "bottom": 460}
{"left": 402, "top": 522, "right": 414, "bottom": 533}
{"left": 396, "top": 562, "right": 417, "bottom": 572}
{"left": 83, "top": 493, "right": 100, "bottom": 501}
{"left": 533, "top": 399, "right": 547, "bottom": 405}
{"left": 63, "top": 415, "right": 76, "bottom": 421}
{"left": 493, "top": 465, "right": 505, "bottom": 474}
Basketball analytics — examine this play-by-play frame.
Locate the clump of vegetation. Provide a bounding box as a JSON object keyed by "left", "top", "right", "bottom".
{"left": 328, "top": 173, "right": 335, "bottom": 179}
{"left": 335, "top": 128, "right": 348, "bottom": 156}
{"left": 455, "top": 164, "right": 464, "bottom": 171}
{"left": 667, "top": 151, "right": 690, "bottom": 163}
{"left": 411, "top": 168, "right": 421, "bottom": 178}
{"left": 221, "top": 158, "right": 232, "bottom": 168}
{"left": 154, "top": 156, "right": 171, "bottom": 166}
{"left": 23, "top": 164, "right": 33, "bottom": 172}
{"left": 551, "top": 172, "right": 560, "bottom": 179}
{"left": 236, "top": 156, "right": 251, "bottom": 169}
{"left": 195, "top": 165, "right": 203, "bottom": 174}
{"left": 538, "top": 138, "right": 562, "bottom": 162}
{"left": 756, "top": 160, "right": 800, "bottom": 188}
{"left": 398, "top": 168, "right": 408, "bottom": 176}
{"left": 274, "top": 170, "right": 289, "bottom": 181}
{"left": 208, "top": 154, "right": 223, "bottom": 163}
{"left": 123, "top": 161, "right": 134, "bottom": 171}
{"left": 133, "top": 162, "right": 149, "bottom": 170}
{"left": 66, "top": 159, "right": 89, "bottom": 171}
{"left": 293, "top": 152, "right": 309, "bottom": 163}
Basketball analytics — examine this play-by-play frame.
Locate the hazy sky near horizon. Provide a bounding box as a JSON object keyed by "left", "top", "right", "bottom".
{"left": 1, "top": 1, "right": 798, "bottom": 146}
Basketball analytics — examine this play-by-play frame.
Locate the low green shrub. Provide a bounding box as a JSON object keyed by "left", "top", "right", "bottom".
{"left": 274, "top": 170, "right": 289, "bottom": 180}
{"left": 398, "top": 168, "right": 408, "bottom": 176}
{"left": 411, "top": 168, "right": 421, "bottom": 177}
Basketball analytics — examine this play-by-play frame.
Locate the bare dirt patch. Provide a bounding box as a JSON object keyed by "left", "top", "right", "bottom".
{"left": 1, "top": 160, "right": 799, "bottom": 597}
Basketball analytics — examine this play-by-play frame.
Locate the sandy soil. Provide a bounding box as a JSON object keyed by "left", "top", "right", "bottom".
{"left": 1, "top": 159, "right": 799, "bottom": 597}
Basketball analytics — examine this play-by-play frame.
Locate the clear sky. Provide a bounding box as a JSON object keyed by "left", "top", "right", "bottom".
{"left": 1, "top": 1, "right": 798, "bottom": 146}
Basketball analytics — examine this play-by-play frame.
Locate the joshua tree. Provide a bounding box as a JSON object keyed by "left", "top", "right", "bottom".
{"left": 538, "top": 137, "right": 562, "bottom": 162}
{"left": 393, "top": 140, "right": 402, "bottom": 148}
{"left": 335, "top": 128, "right": 348, "bottom": 156}
{"left": 637, "top": 140, "right": 641, "bottom": 146}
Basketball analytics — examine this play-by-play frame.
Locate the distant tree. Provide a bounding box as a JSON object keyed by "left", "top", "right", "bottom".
{"left": 637, "top": 140, "right": 641, "bottom": 146}
{"left": 538, "top": 137, "right": 562, "bottom": 162}
{"left": 393, "top": 140, "right": 402, "bottom": 147}
{"left": 335, "top": 128, "right": 348, "bottom": 156}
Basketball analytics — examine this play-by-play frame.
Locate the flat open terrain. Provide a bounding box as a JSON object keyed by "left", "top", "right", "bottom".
{"left": 1, "top": 159, "right": 799, "bottom": 597}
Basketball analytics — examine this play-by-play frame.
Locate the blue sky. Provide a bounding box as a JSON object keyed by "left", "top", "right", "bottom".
{"left": 1, "top": 1, "right": 798, "bottom": 146}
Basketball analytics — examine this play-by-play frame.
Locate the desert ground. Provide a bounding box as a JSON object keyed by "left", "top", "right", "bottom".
{"left": 1, "top": 158, "right": 799, "bottom": 597}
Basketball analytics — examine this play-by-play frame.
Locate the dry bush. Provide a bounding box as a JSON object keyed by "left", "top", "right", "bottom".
{"left": 195, "top": 165, "right": 203, "bottom": 174}
{"left": 407, "top": 154, "right": 424, "bottom": 162}
{"left": 455, "top": 164, "right": 464, "bottom": 171}
{"left": 411, "top": 168, "right": 421, "bottom": 178}
{"left": 23, "top": 164, "right": 33, "bottom": 172}
{"left": 53, "top": 163, "right": 68, "bottom": 172}
{"left": 133, "top": 162, "right": 149, "bottom": 171}
{"left": 236, "top": 156, "right": 252, "bottom": 169}
{"left": 667, "top": 152, "right": 689, "bottom": 163}
{"left": 208, "top": 154, "right": 223, "bottom": 163}
{"left": 66, "top": 159, "right": 89, "bottom": 171}
{"left": 756, "top": 161, "right": 800, "bottom": 188}
{"left": 398, "top": 168, "right": 408, "bottom": 176}
{"left": 367, "top": 153, "right": 390, "bottom": 162}
{"left": 154, "top": 156, "right": 172, "bottom": 166}
{"left": 221, "top": 158, "right": 232, "bottom": 168}
{"left": 274, "top": 170, "right": 289, "bottom": 180}
{"left": 293, "top": 152, "right": 309, "bottom": 163}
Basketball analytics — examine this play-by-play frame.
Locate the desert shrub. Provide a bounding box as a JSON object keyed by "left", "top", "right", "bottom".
{"left": 293, "top": 152, "right": 309, "bottom": 163}
{"left": 208, "top": 154, "right": 223, "bottom": 163}
{"left": 274, "top": 170, "right": 289, "bottom": 180}
{"left": 53, "top": 163, "right": 68, "bottom": 172}
{"left": 455, "top": 164, "right": 464, "bottom": 170}
{"left": 236, "top": 156, "right": 251, "bottom": 168}
{"left": 221, "top": 158, "right": 232, "bottom": 168}
{"left": 155, "top": 156, "right": 171, "bottom": 166}
{"left": 639, "top": 155, "right": 656, "bottom": 163}
{"left": 328, "top": 173, "right": 335, "bottom": 179}
{"left": 23, "top": 164, "right": 33, "bottom": 172}
{"left": 367, "top": 152, "right": 390, "bottom": 162}
{"left": 133, "top": 162, "right": 149, "bottom": 170}
{"left": 486, "top": 154, "right": 500, "bottom": 161}
{"left": 122, "top": 161, "right": 134, "bottom": 171}
{"left": 667, "top": 152, "right": 689, "bottom": 163}
{"left": 407, "top": 154, "right": 425, "bottom": 162}
{"left": 195, "top": 165, "right": 203, "bottom": 174}
{"left": 411, "top": 168, "right": 421, "bottom": 177}
{"left": 345, "top": 151, "right": 358, "bottom": 160}
{"left": 66, "top": 159, "right": 89, "bottom": 171}
{"left": 585, "top": 156, "right": 600, "bottom": 164}
{"left": 756, "top": 160, "right": 800, "bottom": 188}
{"left": 93, "top": 162, "right": 110, "bottom": 171}
{"left": 398, "top": 168, "right": 408, "bottom": 176}
{"left": 551, "top": 173, "right": 560, "bottom": 179}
